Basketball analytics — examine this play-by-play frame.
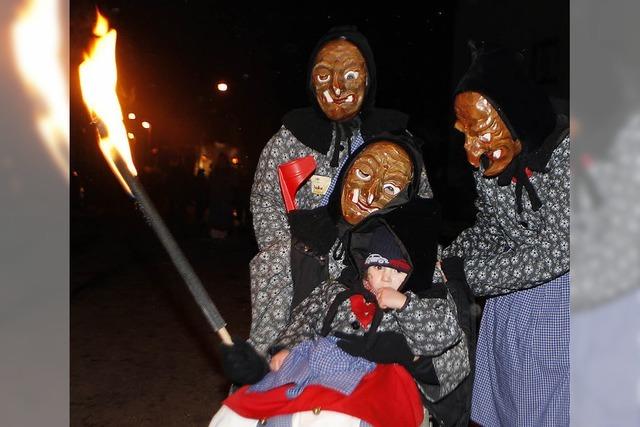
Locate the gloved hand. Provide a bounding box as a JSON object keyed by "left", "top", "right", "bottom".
{"left": 408, "top": 356, "right": 440, "bottom": 385}
{"left": 442, "top": 255, "right": 474, "bottom": 303}
{"left": 219, "top": 338, "right": 269, "bottom": 385}
{"left": 441, "top": 256, "right": 466, "bottom": 282}
{"left": 335, "top": 331, "right": 414, "bottom": 366}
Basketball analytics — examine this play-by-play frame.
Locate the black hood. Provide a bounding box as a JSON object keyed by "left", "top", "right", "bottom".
{"left": 288, "top": 132, "right": 425, "bottom": 256}
{"left": 325, "top": 132, "right": 426, "bottom": 225}
{"left": 282, "top": 26, "right": 408, "bottom": 156}
{"left": 454, "top": 42, "right": 556, "bottom": 154}
{"left": 455, "top": 42, "right": 567, "bottom": 214}
{"left": 306, "top": 25, "right": 377, "bottom": 118}
{"left": 340, "top": 198, "right": 442, "bottom": 296}
{"left": 287, "top": 133, "right": 432, "bottom": 310}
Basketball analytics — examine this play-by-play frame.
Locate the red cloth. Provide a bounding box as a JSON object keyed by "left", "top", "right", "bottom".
{"left": 349, "top": 295, "right": 377, "bottom": 329}
{"left": 223, "top": 364, "right": 424, "bottom": 427}
{"left": 511, "top": 167, "right": 533, "bottom": 183}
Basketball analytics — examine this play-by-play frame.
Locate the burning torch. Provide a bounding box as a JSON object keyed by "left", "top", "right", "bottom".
{"left": 78, "top": 11, "right": 232, "bottom": 346}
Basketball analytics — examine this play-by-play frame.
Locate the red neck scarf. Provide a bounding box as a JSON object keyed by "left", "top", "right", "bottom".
{"left": 349, "top": 295, "right": 377, "bottom": 329}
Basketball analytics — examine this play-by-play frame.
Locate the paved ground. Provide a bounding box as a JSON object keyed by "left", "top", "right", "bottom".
{"left": 71, "top": 209, "right": 256, "bottom": 426}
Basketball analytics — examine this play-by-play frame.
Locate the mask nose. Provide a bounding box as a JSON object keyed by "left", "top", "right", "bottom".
{"left": 362, "top": 180, "right": 381, "bottom": 205}
{"left": 332, "top": 73, "right": 343, "bottom": 96}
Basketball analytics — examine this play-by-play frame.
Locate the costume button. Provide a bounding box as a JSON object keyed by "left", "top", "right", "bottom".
{"left": 313, "top": 407, "right": 322, "bottom": 415}
{"left": 351, "top": 321, "right": 360, "bottom": 330}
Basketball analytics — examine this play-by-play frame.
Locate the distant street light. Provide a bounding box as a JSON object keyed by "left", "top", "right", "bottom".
{"left": 141, "top": 121, "right": 152, "bottom": 151}
{"left": 217, "top": 82, "right": 228, "bottom": 92}
{"left": 128, "top": 112, "right": 136, "bottom": 120}
{"left": 127, "top": 132, "right": 135, "bottom": 140}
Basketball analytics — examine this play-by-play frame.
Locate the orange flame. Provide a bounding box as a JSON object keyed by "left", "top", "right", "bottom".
{"left": 79, "top": 10, "right": 137, "bottom": 193}
{"left": 11, "top": 0, "right": 69, "bottom": 180}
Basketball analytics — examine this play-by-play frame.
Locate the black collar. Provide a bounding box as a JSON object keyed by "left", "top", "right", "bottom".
{"left": 282, "top": 107, "right": 409, "bottom": 154}
{"left": 496, "top": 114, "right": 569, "bottom": 214}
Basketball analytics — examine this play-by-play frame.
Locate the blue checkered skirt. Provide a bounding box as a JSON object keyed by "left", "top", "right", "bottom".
{"left": 471, "top": 273, "right": 570, "bottom": 426}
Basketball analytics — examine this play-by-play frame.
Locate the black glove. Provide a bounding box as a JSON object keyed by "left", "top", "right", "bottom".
{"left": 336, "top": 331, "right": 413, "bottom": 366}
{"left": 408, "top": 356, "right": 440, "bottom": 385}
{"left": 219, "top": 338, "right": 269, "bottom": 386}
{"left": 442, "top": 255, "right": 474, "bottom": 305}
{"left": 441, "top": 256, "right": 466, "bottom": 282}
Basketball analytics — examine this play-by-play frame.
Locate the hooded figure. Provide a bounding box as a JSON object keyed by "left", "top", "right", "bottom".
{"left": 440, "top": 43, "right": 569, "bottom": 426}
{"left": 452, "top": 41, "right": 567, "bottom": 216}
{"left": 286, "top": 132, "right": 427, "bottom": 309}
{"left": 283, "top": 26, "right": 410, "bottom": 167}
{"left": 220, "top": 133, "right": 470, "bottom": 426}
{"left": 327, "top": 192, "right": 472, "bottom": 426}
{"left": 248, "top": 27, "right": 434, "bottom": 355}
{"left": 215, "top": 140, "right": 469, "bottom": 427}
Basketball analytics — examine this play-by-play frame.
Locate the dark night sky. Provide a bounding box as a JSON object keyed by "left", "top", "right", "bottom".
{"left": 70, "top": 1, "right": 568, "bottom": 236}
{"left": 71, "top": 2, "right": 458, "bottom": 159}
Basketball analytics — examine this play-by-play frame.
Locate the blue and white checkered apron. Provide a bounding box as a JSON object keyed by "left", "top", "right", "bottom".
{"left": 471, "top": 273, "right": 570, "bottom": 426}
{"left": 319, "top": 131, "right": 365, "bottom": 206}
{"left": 247, "top": 336, "right": 375, "bottom": 427}
{"left": 250, "top": 336, "right": 375, "bottom": 398}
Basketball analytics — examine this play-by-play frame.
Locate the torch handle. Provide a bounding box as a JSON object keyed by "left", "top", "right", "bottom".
{"left": 217, "top": 327, "right": 233, "bottom": 346}
{"left": 113, "top": 155, "right": 232, "bottom": 345}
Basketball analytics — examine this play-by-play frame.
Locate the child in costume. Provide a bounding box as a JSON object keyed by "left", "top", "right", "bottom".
{"left": 212, "top": 198, "right": 470, "bottom": 427}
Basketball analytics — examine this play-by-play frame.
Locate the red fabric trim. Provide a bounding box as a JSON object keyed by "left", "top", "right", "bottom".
{"left": 349, "top": 295, "right": 376, "bottom": 329}
{"left": 389, "top": 259, "right": 411, "bottom": 272}
{"left": 511, "top": 167, "right": 533, "bottom": 184}
{"left": 223, "top": 364, "right": 424, "bottom": 427}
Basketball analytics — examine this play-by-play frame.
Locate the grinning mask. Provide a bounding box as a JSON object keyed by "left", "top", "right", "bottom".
{"left": 454, "top": 91, "right": 522, "bottom": 176}
{"left": 312, "top": 39, "right": 367, "bottom": 122}
{"left": 340, "top": 141, "right": 413, "bottom": 225}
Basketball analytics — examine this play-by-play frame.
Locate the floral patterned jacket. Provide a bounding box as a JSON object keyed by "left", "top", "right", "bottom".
{"left": 274, "top": 279, "right": 470, "bottom": 402}
{"left": 442, "top": 135, "right": 570, "bottom": 296}
{"left": 248, "top": 126, "right": 432, "bottom": 354}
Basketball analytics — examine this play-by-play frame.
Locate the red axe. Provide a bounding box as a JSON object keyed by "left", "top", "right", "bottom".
{"left": 278, "top": 155, "right": 317, "bottom": 212}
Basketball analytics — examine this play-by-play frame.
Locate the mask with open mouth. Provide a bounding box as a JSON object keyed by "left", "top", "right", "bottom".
{"left": 312, "top": 39, "right": 367, "bottom": 122}
{"left": 454, "top": 91, "right": 522, "bottom": 176}
{"left": 340, "top": 141, "right": 413, "bottom": 225}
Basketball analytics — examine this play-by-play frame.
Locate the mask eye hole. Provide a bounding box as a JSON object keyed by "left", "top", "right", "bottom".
{"left": 383, "top": 183, "right": 401, "bottom": 196}
{"left": 316, "top": 74, "right": 330, "bottom": 83}
{"left": 355, "top": 168, "right": 371, "bottom": 181}
{"left": 345, "top": 70, "right": 359, "bottom": 80}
